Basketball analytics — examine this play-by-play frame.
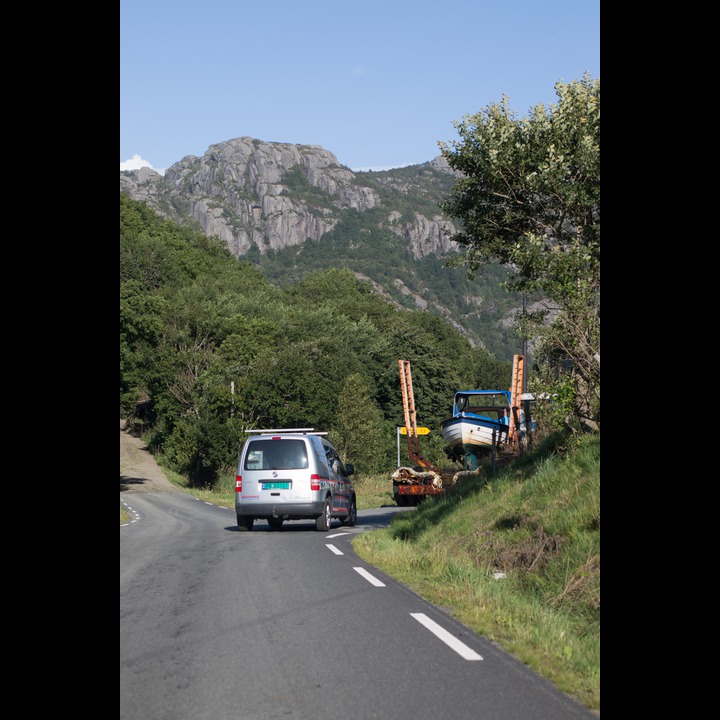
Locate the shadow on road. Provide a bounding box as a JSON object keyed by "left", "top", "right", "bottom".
{"left": 120, "top": 474, "right": 151, "bottom": 491}
{"left": 223, "top": 505, "right": 415, "bottom": 533}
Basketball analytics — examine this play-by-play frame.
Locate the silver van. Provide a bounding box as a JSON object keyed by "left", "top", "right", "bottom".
{"left": 235, "top": 428, "right": 356, "bottom": 531}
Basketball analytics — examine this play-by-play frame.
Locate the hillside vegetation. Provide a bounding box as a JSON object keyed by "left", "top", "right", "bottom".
{"left": 121, "top": 191, "right": 512, "bottom": 487}
{"left": 121, "top": 143, "right": 533, "bottom": 361}
{"left": 352, "top": 431, "right": 600, "bottom": 712}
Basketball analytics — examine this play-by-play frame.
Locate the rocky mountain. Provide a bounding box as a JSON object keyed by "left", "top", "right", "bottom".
{"left": 120, "top": 137, "right": 528, "bottom": 360}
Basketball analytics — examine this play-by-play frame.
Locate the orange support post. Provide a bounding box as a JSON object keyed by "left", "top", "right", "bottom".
{"left": 509, "top": 354, "right": 525, "bottom": 444}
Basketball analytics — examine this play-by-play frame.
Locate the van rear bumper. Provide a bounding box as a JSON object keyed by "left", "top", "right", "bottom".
{"left": 235, "top": 501, "right": 325, "bottom": 519}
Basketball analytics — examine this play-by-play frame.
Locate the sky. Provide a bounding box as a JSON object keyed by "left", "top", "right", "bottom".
{"left": 120, "top": 0, "right": 599, "bottom": 175}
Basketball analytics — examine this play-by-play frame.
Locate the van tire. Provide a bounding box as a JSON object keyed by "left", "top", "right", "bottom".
{"left": 237, "top": 515, "right": 254, "bottom": 531}
{"left": 341, "top": 495, "right": 357, "bottom": 527}
{"left": 267, "top": 517, "right": 284, "bottom": 530}
{"left": 316, "top": 497, "right": 332, "bottom": 532}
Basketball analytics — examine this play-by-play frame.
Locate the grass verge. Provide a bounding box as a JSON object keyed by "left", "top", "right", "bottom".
{"left": 351, "top": 432, "right": 600, "bottom": 712}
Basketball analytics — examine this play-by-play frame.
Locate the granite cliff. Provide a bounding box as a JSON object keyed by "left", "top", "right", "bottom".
{"left": 121, "top": 137, "right": 459, "bottom": 259}
{"left": 120, "top": 137, "right": 525, "bottom": 358}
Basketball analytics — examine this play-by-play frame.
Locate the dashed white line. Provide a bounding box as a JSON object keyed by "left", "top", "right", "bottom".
{"left": 120, "top": 501, "right": 140, "bottom": 526}
{"left": 353, "top": 567, "right": 386, "bottom": 587}
{"left": 326, "top": 532, "right": 351, "bottom": 539}
{"left": 410, "top": 613, "right": 483, "bottom": 661}
{"left": 326, "top": 544, "right": 343, "bottom": 555}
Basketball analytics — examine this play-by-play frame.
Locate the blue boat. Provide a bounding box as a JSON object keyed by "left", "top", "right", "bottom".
{"left": 441, "top": 390, "right": 512, "bottom": 470}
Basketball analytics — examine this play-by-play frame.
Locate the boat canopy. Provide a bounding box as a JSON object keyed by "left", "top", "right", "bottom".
{"left": 453, "top": 390, "right": 511, "bottom": 418}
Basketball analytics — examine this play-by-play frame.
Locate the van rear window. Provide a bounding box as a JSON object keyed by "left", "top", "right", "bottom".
{"left": 244, "top": 439, "right": 309, "bottom": 470}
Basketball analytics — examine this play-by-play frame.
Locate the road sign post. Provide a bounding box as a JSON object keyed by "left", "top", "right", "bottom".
{"left": 399, "top": 427, "right": 430, "bottom": 435}
{"left": 396, "top": 426, "right": 431, "bottom": 467}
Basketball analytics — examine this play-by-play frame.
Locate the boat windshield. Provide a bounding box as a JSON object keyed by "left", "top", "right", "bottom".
{"left": 455, "top": 393, "right": 509, "bottom": 417}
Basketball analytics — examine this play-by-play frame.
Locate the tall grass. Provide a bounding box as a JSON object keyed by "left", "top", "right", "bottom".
{"left": 351, "top": 432, "right": 600, "bottom": 712}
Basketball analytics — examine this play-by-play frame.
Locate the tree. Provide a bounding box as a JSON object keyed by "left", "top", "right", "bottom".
{"left": 438, "top": 74, "right": 600, "bottom": 432}
{"left": 330, "top": 373, "right": 389, "bottom": 475}
{"left": 120, "top": 281, "right": 169, "bottom": 416}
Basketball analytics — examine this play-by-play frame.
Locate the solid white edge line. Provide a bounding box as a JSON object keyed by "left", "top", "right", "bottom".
{"left": 410, "top": 613, "right": 483, "bottom": 661}
{"left": 353, "top": 567, "right": 386, "bottom": 587}
{"left": 326, "top": 544, "right": 344, "bottom": 555}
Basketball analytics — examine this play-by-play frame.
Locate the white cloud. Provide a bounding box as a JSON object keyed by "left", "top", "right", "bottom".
{"left": 120, "top": 154, "right": 165, "bottom": 175}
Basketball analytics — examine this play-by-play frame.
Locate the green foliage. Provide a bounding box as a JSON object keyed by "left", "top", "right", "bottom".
{"left": 120, "top": 192, "right": 234, "bottom": 290}
{"left": 329, "top": 373, "right": 391, "bottom": 475}
{"left": 253, "top": 206, "right": 528, "bottom": 360}
{"left": 439, "top": 75, "right": 600, "bottom": 433}
{"left": 120, "top": 281, "right": 170, "bottom": 416}
{"left": 354, "top": 162, "right": 458, "bottom": 222}
{"left": 529, "top": 291, "right": 600, "bottom": 433}
{"left": 121, "top": 191, "right": 524, "bottom": 488}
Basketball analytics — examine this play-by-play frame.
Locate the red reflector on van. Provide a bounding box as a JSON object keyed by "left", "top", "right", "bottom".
{"left": 311, "top": 474, "right": 320, "bottom": 491}
{"left": 236, "top": 476, "right": 242, "bottom": 492}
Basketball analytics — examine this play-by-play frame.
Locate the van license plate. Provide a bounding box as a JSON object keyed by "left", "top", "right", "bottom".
{"left": 262, "top": 482, "right": 290, "bottom": 490}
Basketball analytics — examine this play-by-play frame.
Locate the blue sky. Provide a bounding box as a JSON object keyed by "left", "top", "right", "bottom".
{"left": 120, "top": 0, "right": 599, "bottom": 175}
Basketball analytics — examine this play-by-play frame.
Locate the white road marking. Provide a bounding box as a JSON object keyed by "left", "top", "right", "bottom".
{"left": 326, "top": 544, "right": 343, "bottom": 555}
{"left": 353, "top": 567, "right": 386, "bottom": 587}
{"left": 410, "top": 613, "right": 483, "bottom": 661}
{"left": 120, "top": 500, "right": 141, "bottom": 526}
{"left": 326, "top": 532, "right": 351, "bottom": 538}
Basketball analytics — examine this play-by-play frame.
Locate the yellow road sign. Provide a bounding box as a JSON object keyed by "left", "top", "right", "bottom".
{"left": 399, "top": 427, "right": 430, "bottom": 435}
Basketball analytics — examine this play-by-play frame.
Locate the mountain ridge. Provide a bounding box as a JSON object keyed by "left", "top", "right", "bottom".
{"left": 120, "top": 136, "right": 530, "bottom": 360}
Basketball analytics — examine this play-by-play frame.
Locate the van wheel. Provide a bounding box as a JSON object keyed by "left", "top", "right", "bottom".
{"left": 237, "top": 515, "right": 254, "bottom": 531}
{"left": 267, "top": 517, "right": 284, "bottom": 530}
{"left": 341, "top": 496, "right": 357, "bottom": 527}
{"left": 316, "top": 497, "right": 332, "bottom": 532}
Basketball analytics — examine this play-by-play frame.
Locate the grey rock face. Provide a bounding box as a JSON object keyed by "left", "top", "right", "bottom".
{"left": 119, "top": 137, "right": 532, "bottom": 357}
{"left": 388, "top": 211, "right": 457, "bottom": 259}
{"left": 120, "top": 136, "right": 457, "bottom": 260}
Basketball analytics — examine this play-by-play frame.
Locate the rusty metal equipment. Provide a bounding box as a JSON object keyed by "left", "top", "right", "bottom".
{"left": 508, "top": 354, "right": 525, "bottom": 445}
{"left": 398, "top": 359, "right": 439, "bottom": 472}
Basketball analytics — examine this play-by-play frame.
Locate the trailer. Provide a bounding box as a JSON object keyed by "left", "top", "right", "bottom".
{"left": 393, "top": 356, "right": 530, "bottom": 506}
{"left": 392, "top": 465, "right": 449, "bottom": 505}
{"left": 393, "top": 360, "right": 450, "bottom": 506}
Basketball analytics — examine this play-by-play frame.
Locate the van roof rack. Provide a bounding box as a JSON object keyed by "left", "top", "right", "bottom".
{"left": 243, "top": 427, "right": 328, "bottom": 436}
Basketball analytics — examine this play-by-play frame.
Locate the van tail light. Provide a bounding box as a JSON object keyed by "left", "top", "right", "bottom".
{"left": 236, "top": 475, "right": 242, "bottom": 493}
{"left": 311, "top": 474, "right": 320, "bottom": 491}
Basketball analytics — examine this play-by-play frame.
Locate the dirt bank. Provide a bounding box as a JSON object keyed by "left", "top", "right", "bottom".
{"left": 120, "top": 420, "right": 179, "bottom": 494}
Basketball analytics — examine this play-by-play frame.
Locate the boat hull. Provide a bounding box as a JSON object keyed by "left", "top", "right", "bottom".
{"left": 441, "top": 415, "right": 508, "bottom": 450}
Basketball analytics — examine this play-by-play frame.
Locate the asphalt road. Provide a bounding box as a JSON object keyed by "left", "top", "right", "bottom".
{"left": 120, "top": 492, "right": 598, "bottom": 720}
